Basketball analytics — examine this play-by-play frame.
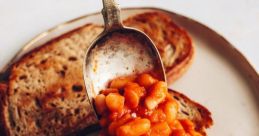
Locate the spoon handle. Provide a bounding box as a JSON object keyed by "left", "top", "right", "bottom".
{"left": 102, "top": 0, "right": 123, "bottom": 31}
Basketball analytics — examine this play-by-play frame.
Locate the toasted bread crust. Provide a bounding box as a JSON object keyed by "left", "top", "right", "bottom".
{"left": 123, "top": 11, "right": 194, "bottom": 84}
{"left": 169, "top": 89, "right": 213, "bottom": 135}
{"left": 0, "top": 83, "right": 8, "bottom": 136}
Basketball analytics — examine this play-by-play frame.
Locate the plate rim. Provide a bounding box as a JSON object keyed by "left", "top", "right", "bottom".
{"left": 1, "top": 7, "right": 258, "bottom": 88}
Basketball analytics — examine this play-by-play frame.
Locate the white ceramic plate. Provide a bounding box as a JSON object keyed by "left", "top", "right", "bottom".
{"left": 1, "top": 8, "right": 259, "bottom": 136}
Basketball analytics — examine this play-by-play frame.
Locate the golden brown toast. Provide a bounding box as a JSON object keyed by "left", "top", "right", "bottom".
{"left": 0, "top": 12, "right": 211, "bottom": 136}
{"left": 0, "top": 24, "right": 103, "bottom": 136}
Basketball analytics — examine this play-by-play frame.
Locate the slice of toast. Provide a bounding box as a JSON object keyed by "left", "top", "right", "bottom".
{"left": 123, "top": 11, "right": 194, "bottom": 84}
{"left": 0, "top": 24, "right": 103, "bottom": 136}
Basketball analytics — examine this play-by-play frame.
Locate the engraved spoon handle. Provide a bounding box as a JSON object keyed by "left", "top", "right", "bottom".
{"left": 102, "top": 0, "right": 123, "bottom": 31}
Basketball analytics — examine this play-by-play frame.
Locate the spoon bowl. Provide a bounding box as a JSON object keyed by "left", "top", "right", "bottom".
{"left": 83, "top": 0, "right": 166, "bottom": 119}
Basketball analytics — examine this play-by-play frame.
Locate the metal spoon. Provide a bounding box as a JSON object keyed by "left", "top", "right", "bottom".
{"left": 83, "top": 0, "right": 166, "bottom": 122}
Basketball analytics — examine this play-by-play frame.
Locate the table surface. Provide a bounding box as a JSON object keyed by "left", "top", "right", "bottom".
{"left": 0, "top": 0, "right": 258, "bottom": 72}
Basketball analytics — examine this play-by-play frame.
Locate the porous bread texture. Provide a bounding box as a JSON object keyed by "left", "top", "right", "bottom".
{"left": 170, "top": 89, "right": 213, "bottom": 136}
{"left": 3, "top": 24, "right": 103, "bottom": 136}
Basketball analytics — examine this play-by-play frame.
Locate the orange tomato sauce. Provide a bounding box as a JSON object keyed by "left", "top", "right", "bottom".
{"left": 94, "top": 74, "right": 202, "bottom": 136}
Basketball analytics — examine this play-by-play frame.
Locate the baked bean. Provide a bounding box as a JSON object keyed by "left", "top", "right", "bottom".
{"left": 163, "top": 100, "right": 178, "bottom": 123}
{"left": 145, "top": 81, "right": 168, "bottom": 110}
{"left": 169, "top": 120, "right": 184, "bottom": 130}
{"left": 125, "top": 82, "right": 146, "bottom": 97}
{"left": 137, "top": 73, "right": 157, "bottom": 89}
{"left": 109, "top": 76, "right": 136, "bottom": 89}
{"left": 95, "top": 94, "right": 107, "bottom": 114}
{"left": 116, "top": 118, "right": 151, "bottom": 136}
{"left": 101, "top": 88, "right": 119, "bottom": 95}
{"left": 106, "top": 93, "right": 125, "bottom": 112}
{"left": 108, "top": 113, "right": 132, "bottom": 135}
{"left": 124, "top": 88, "right": 139, "bottom": 108}
{"left": 150, "top": 122, "right": 171, "bottom": 136}
{"left": 149, "top": 109, "right": 166, "bottom": 123}
{"left": 124, "top": 82, "right": 146, "bottom": 108}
